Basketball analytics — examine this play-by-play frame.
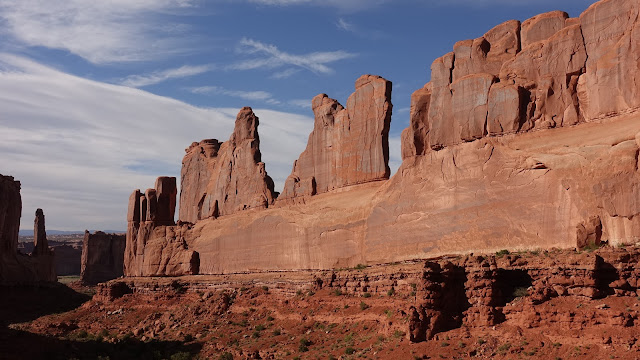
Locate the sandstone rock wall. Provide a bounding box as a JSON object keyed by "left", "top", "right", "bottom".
{"left": 122, "top": 0, "right": 640, "bottom": 277}
{"left": 280, "top": 75, "right": 392, "bottom": 200}
{"left": 0, "top": 176, "right": 56, "bottom": 284}
{"left": 80, "top": 231, "right": 126, "bottom": 285}
{"left": 179, "top": 107, "right": 276, "bottom": 223}
{"left": 124, "top": 177, "right": 199, "bottom": 277}
{"left": 402, "top": 0, "right": 640, "bottom": 157}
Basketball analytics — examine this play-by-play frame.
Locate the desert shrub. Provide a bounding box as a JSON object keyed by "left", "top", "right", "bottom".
{"left": 354, "top": 264, "right": 367, "bottom": 270}
{"left": 362, "top": 292, "right": 372, "bottom": 298}
{"left": 360, "top": 302, "right": 370, "bottom": 310}
{"left": 272, "top": 328, "right": 281, "bottom": 336}
{"left": 345, "top": 347, "right": 356, "bottom": 355}
{"left": 170, "top": 352, "right": 192, "bottom": 360}
{"left": 495, "top": 249, "right": 510, "bottom": 257}
{"left": 219, "top": 352, "right": 233, "bottom": 360}
{"left": 387, "top": 288, "right": 395, "bottom": 297}
{"left": 512, "top": 287, "right": 529, "bottom": 298}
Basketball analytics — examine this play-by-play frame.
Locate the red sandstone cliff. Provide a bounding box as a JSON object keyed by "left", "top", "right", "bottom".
{"left": 280, "top": 75, "right": 392, "bottom": 200}
{"left": 80, "top": 231, "right": 126, "bottom": 285}
{"left": 124, "top": 177, "right": 199, "bottom": 277}
{"left": 179, "top": 107, "right": 276, "bottom": 223}
{"left": 402, "top": 0, "right": 639, "bottom": 156}
{"left": 122, "top": 0, "right": 640, "bottom": 277}
{"left": 0, "top": 175, "right": 56, "bottom": 283}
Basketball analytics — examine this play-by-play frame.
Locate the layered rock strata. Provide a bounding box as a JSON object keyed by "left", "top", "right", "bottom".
{"left": 179, "top": 107, "right": 276, "bottom": 223}
{"left": 402, "top": 0, "right": 639, "bottom": 156}
{"left": 124, "top": 177, "right": 199, "bottom": 277}
{"left": 123, "top": 0, "right": 640, "bottom": 277}
{"left": 80, "top": 231, "right": 126, "bottom": 285}
{"left": 0, "top": 175, "right": 56, "bottom": 284}
{"left": 280, "top": 75, "right": 392, "bottom": 200}
{"left": 103, "top": 247, "right": 640, "bottom": 343}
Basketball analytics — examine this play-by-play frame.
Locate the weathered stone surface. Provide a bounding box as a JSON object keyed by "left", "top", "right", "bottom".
{"left": 500, "top": 24, "right": 587, "bottom": 130}
{"left": 80, "top": 231, "right": 126, "bottom": 285}
{"left": 579, "top": 0, "right": 640, "bottom": 120}
{"left": 521, "top": 11, "right": 569, "bottom": 48}
{"left": 487, "top": 83, "right": 525, "bottom": 135}
{"left": 452, "top": 20, "right": 521, "bottom": 81}
{"left": 125, "top": 177, "right": 198, "bottom": 277}
{"left": 175, "top": 112, "right": 640, "bottom": 274}
{"left": 401, "top": 84, "right": 432, "bottom": 159}
{"left": 451, "top": 73, "right": 496, "bottom": 142}
{"left": 179, "top": 108, "right": 275, "bottom": 223}
{"left": 0, "top": 178, "right": 56, "bottom": 284}
{"left": 280, "top": 75, "right": 392, "bottom": 199}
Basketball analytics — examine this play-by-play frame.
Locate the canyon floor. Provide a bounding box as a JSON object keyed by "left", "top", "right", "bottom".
{"left": 2, "top": 246, "right": 640, "bottom": 360}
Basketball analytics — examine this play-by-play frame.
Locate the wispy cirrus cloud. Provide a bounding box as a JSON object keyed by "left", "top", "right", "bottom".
{"left": 270, "top": 68, "right": 301, "bottom": 79}
{"left": 120, "top": 64, "right": 214, "bottom": 87}
{"left": 336, "top": 18, "right": 356, "bottom": 32}
{"left": 187, "top": 85, "right": 280, "bottom": 105}
{"left": 229, "top": 38, "right": 356, "bottom": 75}
{"left": 335, "top": 18, "right": 388, "bottom": 40}
{"left": 0, "top": 0, "right": 196, "bottom": 64}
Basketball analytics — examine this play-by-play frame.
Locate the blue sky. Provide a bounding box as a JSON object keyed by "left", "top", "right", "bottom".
{"left": 0, "top": 0, "right": 595, "bottom": 230}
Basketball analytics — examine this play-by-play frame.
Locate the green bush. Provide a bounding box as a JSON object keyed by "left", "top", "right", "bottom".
{"left": 496, "top": 249, "right": 510, "bottom": 257}
{"left": 219, "top": 352, "right": 233, "bottom": 360}
{"left": 345, "top": 347, "right": 355, "bottom": 355}
{"left": 360, "top": 301, "right": 370, "bottom": 310}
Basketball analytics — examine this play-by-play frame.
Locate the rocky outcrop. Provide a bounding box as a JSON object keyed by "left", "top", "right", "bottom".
{"left": 280, "top": 75, "right": 392, "bottom": 200}
{"left": 120, "top": 0, "right": 640, "bottom": 276}
{"left": 124, "top": 177, "right": 199, "bottom": 277}
{"left": 0, "top": 176, "right": 56, "bottom": 284}
{"left": 179, "top": 107, "right": 276, "bottom": 224}
{"left": 579, "top": 0, "right": 640, "bottom": 120}
{"left": 80, "top": 231, "right": 126, "bottom": 285}
{"left": 402, "top": 0, "right": 639, "bottom": 157}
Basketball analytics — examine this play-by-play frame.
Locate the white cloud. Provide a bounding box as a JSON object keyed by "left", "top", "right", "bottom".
{"left": 336, "top": 18, "right": 355, "bottom": 32}
{"left": 230, "top": 38, "right": 356, "bottom": 75}
{"left": 121, "top": 64, "right": 214, "bottom": 87}
{"left": 288, "top": 99, "right": 311, "bottom": 109}
{"left": 270, "top": 68, "right": 301, "bottom": 79}
{"left": 0, "top": 0, "right": 196, "bottom": 64}
{"left": 0, "top": 54, "right": 313, "bottom": 230}
{"left": 187, "top": 85, "right": 280, "bottom": 104}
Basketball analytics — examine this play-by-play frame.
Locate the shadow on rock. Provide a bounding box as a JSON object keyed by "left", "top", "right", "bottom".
{"left": 0, "top": 327, "right": 202, "bottom": 360}
{"left": 0, "top": 282, "right": 91, "bottom": 326}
